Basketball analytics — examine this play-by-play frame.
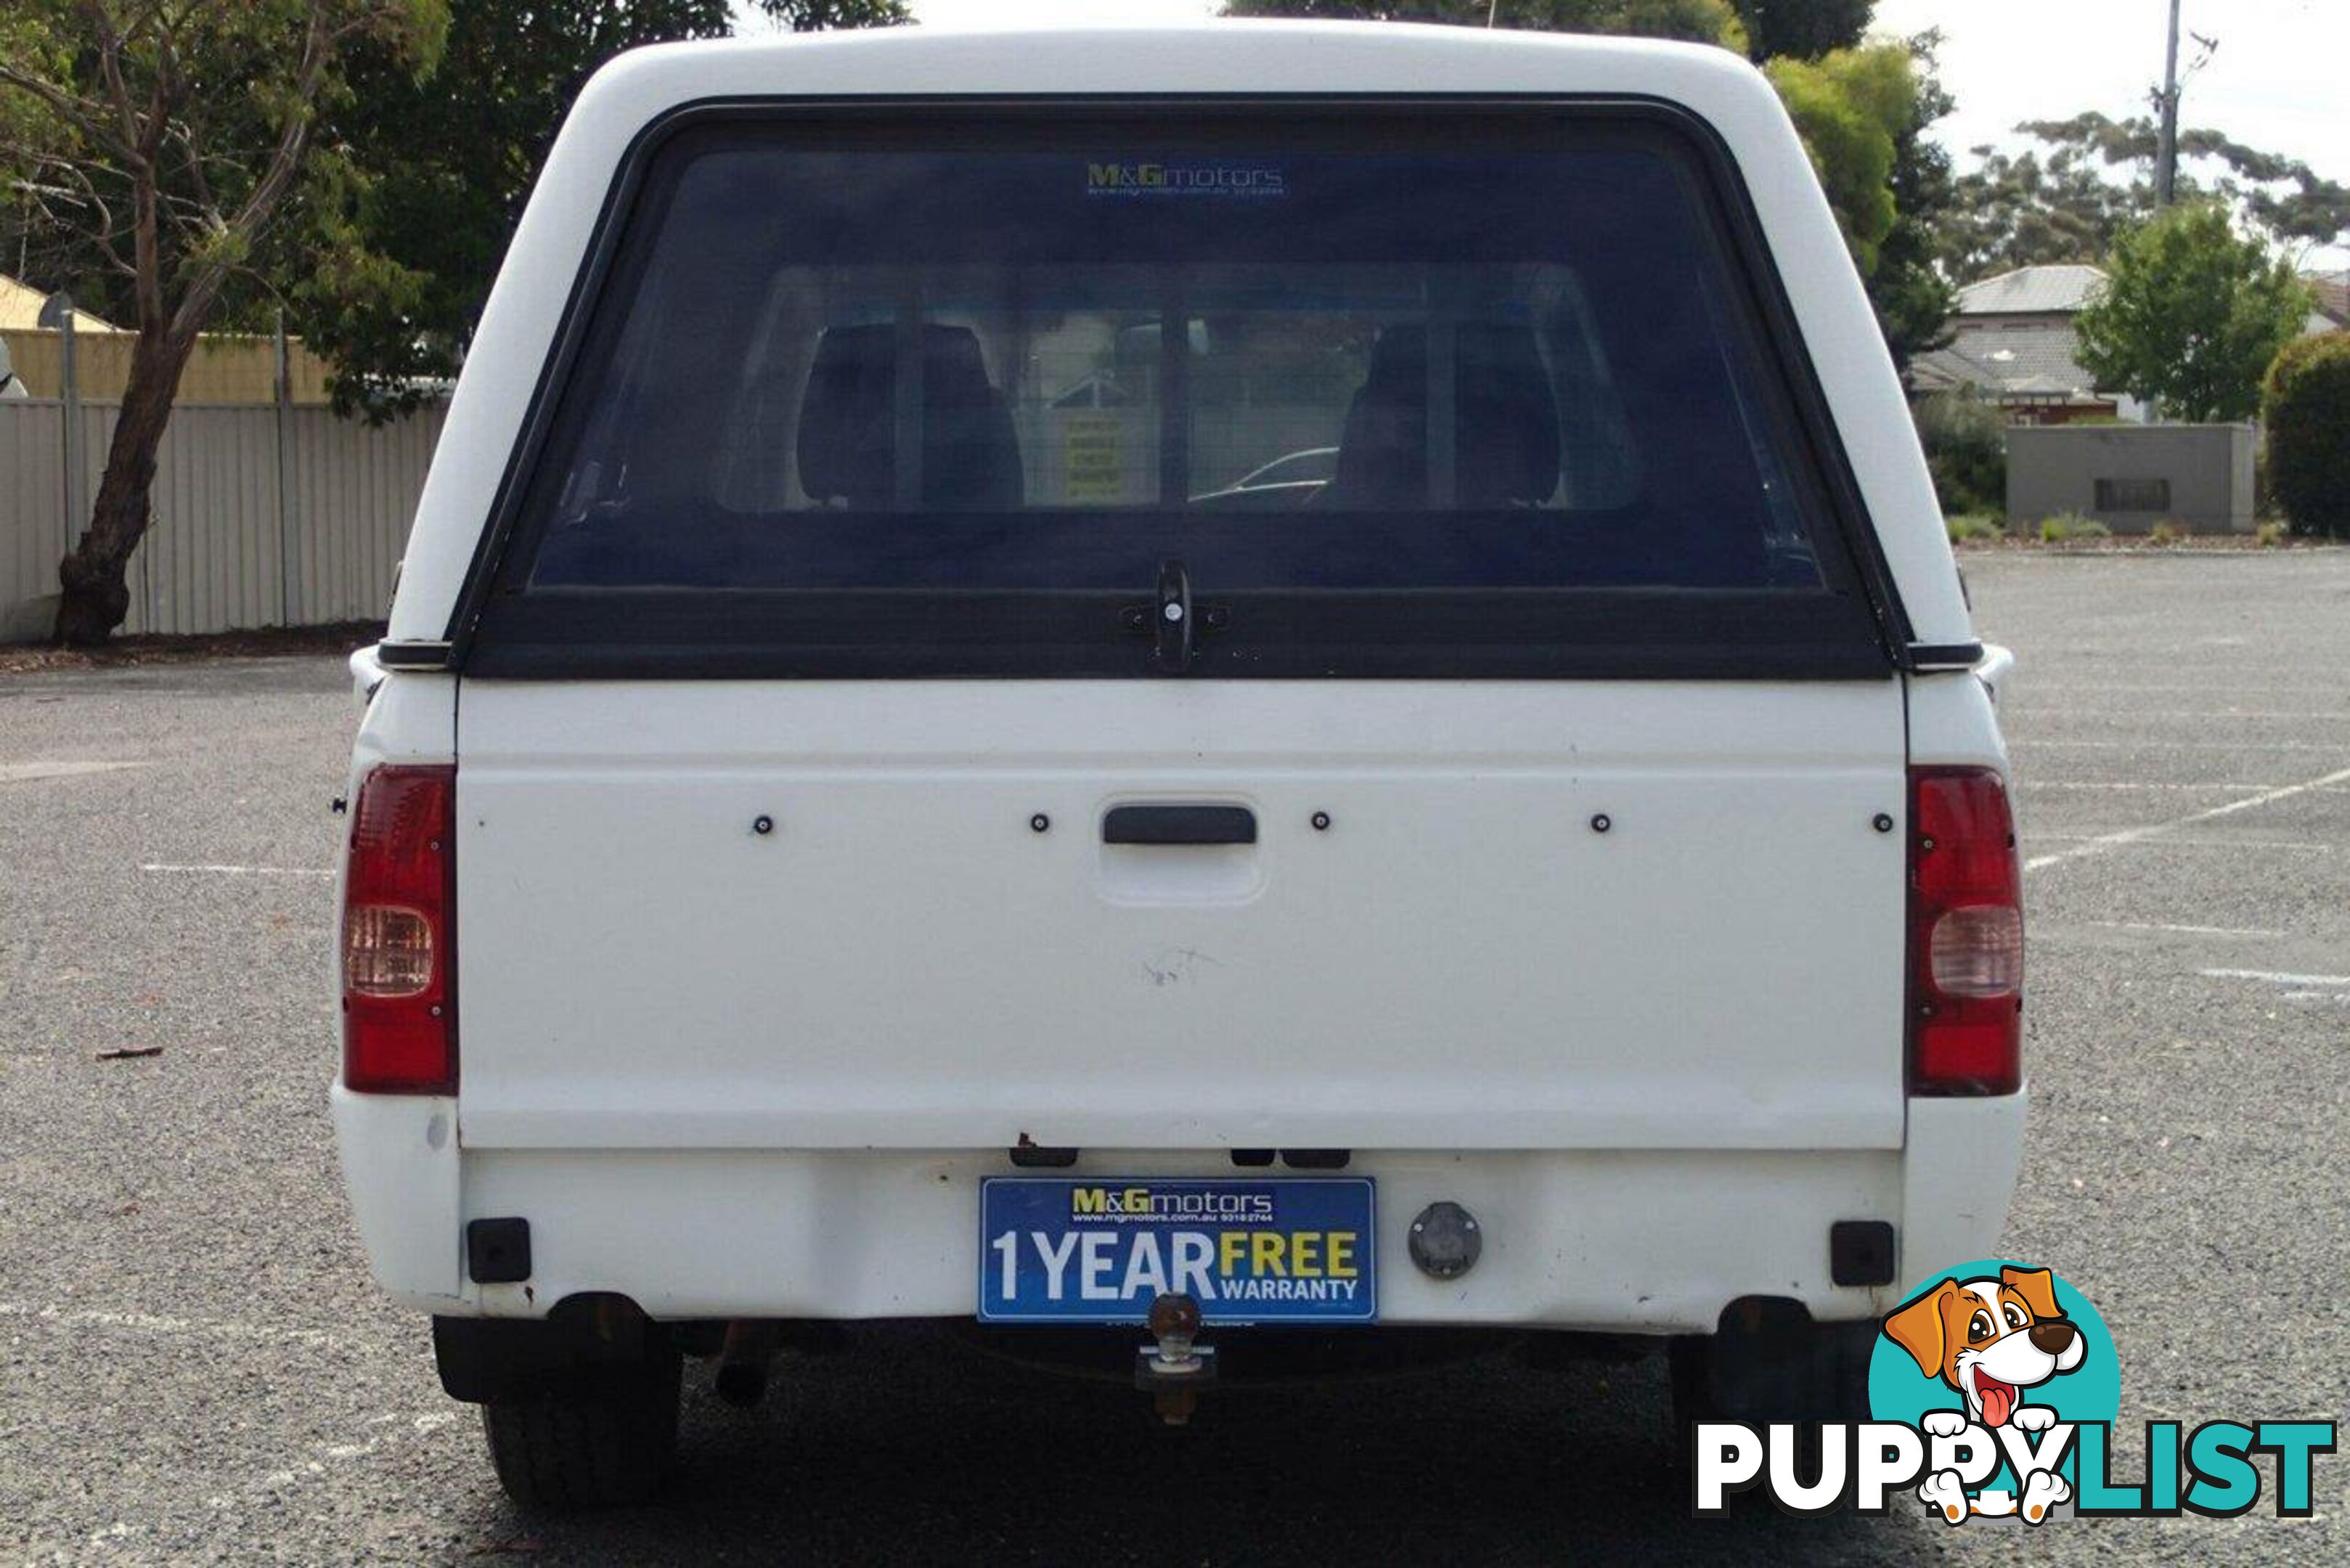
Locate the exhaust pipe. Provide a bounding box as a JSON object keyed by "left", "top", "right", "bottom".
{"left": 715, "top": 1320, "right": 780, "bottom": 1408}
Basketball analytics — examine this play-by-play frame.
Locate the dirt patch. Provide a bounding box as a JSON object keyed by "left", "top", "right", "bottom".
{"left": 0, "top": 621, "right": 385, "bottom": 675}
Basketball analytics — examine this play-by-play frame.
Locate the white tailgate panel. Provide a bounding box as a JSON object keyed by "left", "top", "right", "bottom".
{"left": 455, "top": 681, "right": 1906, "bottom": 1151}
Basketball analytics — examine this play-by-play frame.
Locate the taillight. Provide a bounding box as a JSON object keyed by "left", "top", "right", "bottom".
{"left": 1908, "top": 766, "right": 2023, "bottom": 1095}
{"left": 342, "top": 764, "right": 456, "bottom": 1093}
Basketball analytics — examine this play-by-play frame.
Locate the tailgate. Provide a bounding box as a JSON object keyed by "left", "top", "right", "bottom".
{"left": 452, "top": 679, "right": 1907, "bottom": 1152}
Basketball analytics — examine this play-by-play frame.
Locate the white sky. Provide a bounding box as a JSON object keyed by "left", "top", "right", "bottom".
{"left": 748, "top": 1, "right": 2350, "bottom": 266}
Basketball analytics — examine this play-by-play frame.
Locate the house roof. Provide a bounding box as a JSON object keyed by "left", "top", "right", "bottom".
{"left": 1912, "top": 322, "right": 2107, "bottom": 403}
{"left": 2305, "top": 272, "right": 2350, "bottom": 327}
{"left": 1954, "top": 264, "right": 2108, "bottom": 318}
{"left": 0, "top": 273, "right": 119, "bottom": 334}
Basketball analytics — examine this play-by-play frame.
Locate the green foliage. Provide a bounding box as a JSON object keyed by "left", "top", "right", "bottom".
{"left": 2038, "top": 513, "right": 2109, "bottom": 543}
{"left": 2147, "top": 519, "right": 2186, "bottom": 547}
{"left": 2256, "top": 520, "right": 2288, "bottom": 548}
{"left": 1220, "top": 0, "right": 1747, "bottom": 50}
{"left": 1869, "top": 31, "right": 1956, "bottom": 367}
{"left": 769, "top": 0, "right": 915, "bottom": 28}
{"left": 1944, "top": 111, "right": 2350, "bottom": 281}
{"left": 0, "top": 0, "right": 453, "bottom": 642}
{"left": 1944, "top": 513, "right": 2002, "bottom": 544}
{"left": 1912, "top": 389, "right": 2006, "bottom": 515}
{"left": 1731, "top": 0, "right": 1868, "bottom": 61}
{"left": 2074, "top": 205, "right": 2312, "bottom": 424}
{"left": 0, "top": 1, "right": 450, "bottom": 332}
{"left": 287, "top": 0, "right": 906, "bottom": 413}
{"left": 1765, "top": 45, "right": 1915, "bottom": 278}
{"left": 1231, "top": 4, "right": 1952, "bottom": 367}
{"left": 2261, "top": 331, "right": 2350, "bottom": 539}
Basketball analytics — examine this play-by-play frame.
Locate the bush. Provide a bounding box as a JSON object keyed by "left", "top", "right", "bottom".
{"left": 2264, "top": 332, "right": 2350, "bottom": 539}
{"left": 2039, "top": 513, "right": 2111, "bottom": 544}
{"left": 1913, "top": 391, "right": 2008, "bottom": 515}
{"left": 1946, "top": 513, "right": 2003, "bottom": 543}
{"left": 2257, "top": 520, "right": 2289, "bottom": 548}
{"left": 2148, "top": 520, "right": 2187, "bottom": 547}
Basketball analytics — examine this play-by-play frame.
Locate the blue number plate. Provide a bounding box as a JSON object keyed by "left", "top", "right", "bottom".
{"left": 979, "top": 1177, "right": 1377, "bottom": 1325}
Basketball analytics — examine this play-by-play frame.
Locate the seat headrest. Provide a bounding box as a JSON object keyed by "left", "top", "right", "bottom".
{"left": 796, "top": 323, "right": 1024, "bottom": 509}
{"left": 1327, "top": 324, "right": 1562, "bottom": 509}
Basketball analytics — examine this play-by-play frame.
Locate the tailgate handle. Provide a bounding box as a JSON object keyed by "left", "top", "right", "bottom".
{"left": 1103, "top": 804, "right": 1257, "bottom": 846}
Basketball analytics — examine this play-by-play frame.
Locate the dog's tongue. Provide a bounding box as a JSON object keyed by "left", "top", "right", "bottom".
{"left": 1980, "top": 1378, "right": 2015, "bottom": 1428}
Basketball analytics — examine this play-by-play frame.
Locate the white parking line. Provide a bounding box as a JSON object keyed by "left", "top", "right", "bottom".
{"left": 2023, "top": 765, "right": 2350, "bottom": 874}
{"left": 0, "top": 1300, "right": 354, "bottom": 1351}
{"left": 140, "top": 862, "right": 335, "bottom": 879}
{"left": 0, "top": 759, "right": 150, "bottom": 783}
{"left": 2200, "top": 969, "right": 2350, "bottom": 989}
{"left": 2079, "top": 921, "right": 2284, "bottom": 939}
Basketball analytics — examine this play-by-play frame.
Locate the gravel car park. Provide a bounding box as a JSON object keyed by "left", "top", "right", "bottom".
{"left": 3, "top": 548, "right": 2346, "bottom": 1561}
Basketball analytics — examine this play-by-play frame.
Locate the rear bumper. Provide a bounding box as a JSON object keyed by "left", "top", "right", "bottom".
{"left": 332, "top": 1087, "right": 2025, "bottom": 1333}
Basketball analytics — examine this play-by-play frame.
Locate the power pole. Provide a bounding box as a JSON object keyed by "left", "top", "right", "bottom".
{"left": 2155, "top": 0, "right": 2182, "bottom": 206}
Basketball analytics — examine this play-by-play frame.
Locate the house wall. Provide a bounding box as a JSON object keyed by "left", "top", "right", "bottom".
{"left": 2005, "top": 423, "right": 2256, "bottom": 534}
{"left": 0, "top": 328, "right": 338, "bottom": 404}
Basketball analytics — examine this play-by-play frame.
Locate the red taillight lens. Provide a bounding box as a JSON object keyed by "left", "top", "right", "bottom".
{"left": 342, "top": 764, "right": 455, "bottom": 1093}
{"left": 1909, "top": 766, "right": 2023, "bottom": 1095}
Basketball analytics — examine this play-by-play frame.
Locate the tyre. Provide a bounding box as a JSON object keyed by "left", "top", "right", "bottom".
{"left": 481, "top": 1346, "right": 682, "bottom": 1510}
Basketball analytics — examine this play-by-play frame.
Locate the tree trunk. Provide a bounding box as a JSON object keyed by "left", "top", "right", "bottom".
{"left": 54, "top": 327, "right": 199, "bottom": 646}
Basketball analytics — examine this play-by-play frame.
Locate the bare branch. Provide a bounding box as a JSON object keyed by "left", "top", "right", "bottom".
{"left": 169, "top": 1, "right": 340, "bottom": 338}
{"left": 81, "top": 0, "right": 152, "bottom": 168}
{"left": 30, "top": 156, "right": 142, "bottom": 278}
{"left": 0, "top": 60, "right": 126, "bottom": 155}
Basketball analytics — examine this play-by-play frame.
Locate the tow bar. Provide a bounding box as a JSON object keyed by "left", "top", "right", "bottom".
{"left": 1134, "top": 1292, "right": 1216, "bottom": 1425}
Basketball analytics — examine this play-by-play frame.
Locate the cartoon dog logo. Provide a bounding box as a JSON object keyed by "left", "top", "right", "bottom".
{"left": 1882, "top": 1266, "right": 2086, "bottom": 1523}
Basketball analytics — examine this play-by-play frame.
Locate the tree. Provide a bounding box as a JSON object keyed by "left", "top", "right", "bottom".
{"left": 1763, "top": 44, "right": 1912, "bottom": 277}
{"left": 2073, "top": 204, "right": 2312, "bottom": 423}
{"left": 1732, "top": 0, "right": 1867, "bottom": 61}
{"left": 1944, "top": 112, "right": 2350, "bottom": 282}
{"left": 2262, "top": 332, "right": 2350, "bottom": 539}
{"left": 288, "top": 0, "right": 909, "bottom": 415}
{"left": 1867, "top": 33, "right": 1955, "bottom": 367}
{"left": 0, "top": 1, "right": 449, "bottom": 645}
{"left": 1220, "top": 0, "right": 1747, "bottom": 50}
{"left": 1912, "top": 388, "right": 2004, "bottom": 516}
{"left": 1228, "top": 2, "right": 1951, "bottom": 367}
{"left": 1939, "top": 142, "right": 2137, "bottom": 279}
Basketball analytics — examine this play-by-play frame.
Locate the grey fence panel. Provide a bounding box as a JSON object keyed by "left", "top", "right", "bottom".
{"left": 0, "top": 397, "right": 445, "bottom": 641}
{"left": 142, "top": 406, "right": 277, "bottom": 636}
{"left": 287, "top": 405, "right": 447, "bottom": 626}
{"left": 0, "top": 399, "right": 70, "bottom": 640}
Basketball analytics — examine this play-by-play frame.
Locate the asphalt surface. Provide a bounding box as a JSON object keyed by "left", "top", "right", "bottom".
{"left": 3, "top": 549, "right": 2346, "bottom": 1563}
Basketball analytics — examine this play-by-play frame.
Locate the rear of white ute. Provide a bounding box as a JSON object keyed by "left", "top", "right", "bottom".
{"left": 333, "top": 23, "right": 2023, "bottom": 1509}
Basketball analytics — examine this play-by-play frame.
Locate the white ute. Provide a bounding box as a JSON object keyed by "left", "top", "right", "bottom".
{"left": 335, "top": 21, "right": 2024, "bottom": 1508}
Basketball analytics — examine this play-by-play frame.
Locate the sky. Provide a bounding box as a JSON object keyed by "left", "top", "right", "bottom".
{"left": 761, "top": 1, "right": 2348, "bottom": 269}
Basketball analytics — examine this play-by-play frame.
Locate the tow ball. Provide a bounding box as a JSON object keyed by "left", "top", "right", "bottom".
{"left": 1135, "top": 1292, "right": 1216, "bottom": 1426}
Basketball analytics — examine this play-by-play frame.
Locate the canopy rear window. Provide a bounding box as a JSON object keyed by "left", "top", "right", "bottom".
{"left": 469, "top": 107, "right": 1890, "bottom": 678}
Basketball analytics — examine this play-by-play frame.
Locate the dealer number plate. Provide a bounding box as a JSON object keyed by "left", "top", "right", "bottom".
{"left": 978, "top": 1177, "right": 1377, "bottom": 1325}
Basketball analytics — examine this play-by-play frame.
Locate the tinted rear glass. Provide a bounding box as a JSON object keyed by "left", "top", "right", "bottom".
{"left": 474, "top": 110, "right": 1889, "bottom": 679}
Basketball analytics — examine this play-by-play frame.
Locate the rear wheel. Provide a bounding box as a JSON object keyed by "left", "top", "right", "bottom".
{"left": 481, "top": 1346, "right": 682, "bottom": 1510}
